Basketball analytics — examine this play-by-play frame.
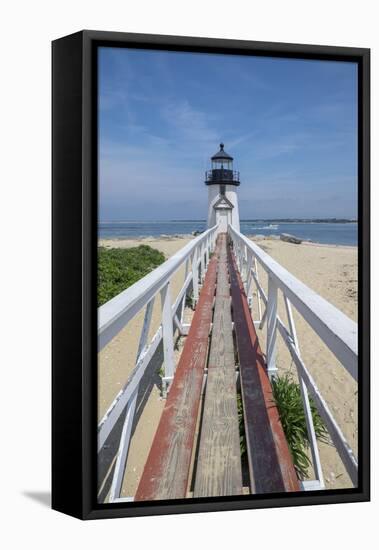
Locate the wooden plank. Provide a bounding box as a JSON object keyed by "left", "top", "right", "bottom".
{"left": 194, "top": 235, "right": 243, "bottom": 497}
{"left": 134, "top": 239, "right": 221, "bottom": 501}
{"left": 228, "top": 244, "right": 300, "bottom": 494}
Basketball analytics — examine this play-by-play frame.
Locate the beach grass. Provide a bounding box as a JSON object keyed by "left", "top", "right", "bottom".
{"left": 271, "top": 374, "right": 329, "bottom": 478}
{"left": 98, "top": 245, "right": 165, "bottom": 306}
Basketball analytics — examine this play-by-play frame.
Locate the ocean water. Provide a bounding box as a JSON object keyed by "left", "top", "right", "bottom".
{"left": 99, "top": 220, "right": 358, "bottom": 246}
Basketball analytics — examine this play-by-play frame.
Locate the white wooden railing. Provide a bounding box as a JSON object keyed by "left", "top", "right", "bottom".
{"left": 228, "top": 224, "right": 358, "bottom": 490}
{"left": 97, "top": 225, "right": 218, "bottom": 503}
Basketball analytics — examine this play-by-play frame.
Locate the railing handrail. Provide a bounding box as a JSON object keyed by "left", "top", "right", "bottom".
{"left": 228, "top": 224, "right": 358, "bottom": 381}
{"left": 98, "top": 225, "right": 217, "bottom": 351}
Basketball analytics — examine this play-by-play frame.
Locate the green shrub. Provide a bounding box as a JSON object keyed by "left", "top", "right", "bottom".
{"left": 271, "top": 374, "right": 329, "bottom": 479}
{"left": 185, "top": 292, "right": 195, "bottom": 309}
{"left": 98, "top": 245, "right": 165, "bottom": 306}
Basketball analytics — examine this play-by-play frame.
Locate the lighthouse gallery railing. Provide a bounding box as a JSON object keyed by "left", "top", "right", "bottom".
{"left": 228, "top": 224, "right": 358, "bottom": 490}
{"left": 97, "top": 225, "right": 218, "bottom": 502}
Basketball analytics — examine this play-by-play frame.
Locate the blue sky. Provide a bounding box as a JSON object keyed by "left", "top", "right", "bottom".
{"left": 99, "top": 47, "right": 358, "bottom": 221}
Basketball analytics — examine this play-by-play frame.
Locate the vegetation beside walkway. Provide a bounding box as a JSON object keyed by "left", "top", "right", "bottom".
{"left": 98, "top": 245, "right": 165, "bottom": 306}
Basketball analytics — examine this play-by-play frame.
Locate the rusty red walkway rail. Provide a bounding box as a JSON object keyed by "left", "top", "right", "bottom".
{"left": 228, "top": 244, "right": 300, "bottom": 493}
{"left": 135, "top": 239, "right": 220, "bottom": 501}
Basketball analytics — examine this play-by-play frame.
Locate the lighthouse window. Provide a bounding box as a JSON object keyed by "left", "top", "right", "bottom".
{"left": 220, "top": 185, "right": 225, "bottom": 196}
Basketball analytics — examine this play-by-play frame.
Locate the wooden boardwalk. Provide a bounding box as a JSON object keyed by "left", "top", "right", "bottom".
{"left": 135, "top": 234, "right": 299, "bottom": 501}
{"left": 194, "top": 235, "right": 242, "bottom": 497}
{"left": 134, "top": 238, "right": 220, "bottom": 501}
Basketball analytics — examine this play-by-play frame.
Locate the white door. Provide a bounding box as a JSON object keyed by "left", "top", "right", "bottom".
{"left": 217, "top": 209, "right": 229, "bottom": 232}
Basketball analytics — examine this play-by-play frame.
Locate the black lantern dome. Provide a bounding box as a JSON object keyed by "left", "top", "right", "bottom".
{"left": 211, "top": 142, "right": 233, "bottom": 162}
{"left": 205, "top": 143, "right": 240, "bottom": 186}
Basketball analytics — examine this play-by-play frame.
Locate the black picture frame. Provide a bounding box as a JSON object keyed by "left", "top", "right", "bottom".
{"left": 52, "top": 30, "right": 370, "bottom": 520}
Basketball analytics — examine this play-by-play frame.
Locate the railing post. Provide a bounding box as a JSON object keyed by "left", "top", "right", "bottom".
{"left": 109, "top": 388, "right": 138, "bottom": 502}
{"left": 205, "top": 236, "right": 210, "bottom": 268}
{"left": 238, "top": 242, "right": 243, "bottom": 280}
{"left": 242, "top": 244, "right": 248, "bottom": 282}
{"left": 254, "top": 258, "right": 263, "bottom": 324}
{"left": 181, "top": 258, "right": 190, "bottom": 323}
{"left": 245, "top": 251, "right": 253, "bottom": 304}
{"left": 266, "top": 275, "right": 278, "bottom": 379}
{"left": 160, "top": 281, "right": 175, "bottom": 396}
{"left": 284, "top": 296, "right": 324, "bottom": 488}
{"left": 109, "top": 297, "right": 155, "bottom": 502}
{"left": 239, "top": 242, "right": 244, "bottom": 274}
{"left": 234, "top": 240, "right": 239, "bottom": 270}
{"left": 200, "top": 241, "right": 205, "bottom": 282}
{"left": 137, "top": 297, "right": 155, "bottom": 357}
{"left": 192, "top": 248, "right": 199, "bottom": 305}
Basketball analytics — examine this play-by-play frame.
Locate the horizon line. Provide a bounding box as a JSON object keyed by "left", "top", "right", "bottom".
{"left": 99, "top": 217, "right": 358, "bottom": 223}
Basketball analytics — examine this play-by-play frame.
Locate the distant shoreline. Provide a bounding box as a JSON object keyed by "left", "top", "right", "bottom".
{"left": 100, "top": 219, "right": 358, "bottom": 224}
{"left": 98, "top": 233, "right": 357, "bottom": 249}
{"left": 99, "top": 220, "right": 358, "bottom": 247}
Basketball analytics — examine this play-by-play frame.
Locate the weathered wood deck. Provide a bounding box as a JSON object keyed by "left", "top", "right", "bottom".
{"left": 134, "top": 238, "right": 220, "bottom": 501}
{"left": 135, "top": 234, "right": 299, "bottom": 501}
{"left": 193, "top": 235, "right": 242, "bottom": 497}
{"left": 228, "top": 246, "right": 300, "bottom": 493}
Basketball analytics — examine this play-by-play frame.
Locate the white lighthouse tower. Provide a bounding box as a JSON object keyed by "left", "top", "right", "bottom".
{"left": 205, "top": 143, "right": 240, "bottom": 234}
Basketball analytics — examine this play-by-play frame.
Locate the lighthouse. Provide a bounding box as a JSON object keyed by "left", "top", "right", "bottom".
{"left": 205, "top": 143, "right": 240, "bottom": 233}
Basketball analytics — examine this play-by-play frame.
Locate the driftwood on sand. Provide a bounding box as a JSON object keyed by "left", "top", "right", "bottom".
{"left": 280, "top": 233, "right": 302, "bottom": 244}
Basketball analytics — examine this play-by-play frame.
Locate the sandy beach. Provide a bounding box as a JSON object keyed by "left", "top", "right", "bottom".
{"left": 98, "top": 235, "right": 358, "bottom": 499}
